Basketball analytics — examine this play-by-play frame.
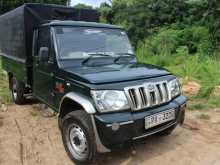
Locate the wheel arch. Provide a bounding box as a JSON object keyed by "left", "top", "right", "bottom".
{"left": 58, "top": 92, "right": 111, "bottom": 153}
{"left": 59, "top": 92, "right": 96, "bottom": 119}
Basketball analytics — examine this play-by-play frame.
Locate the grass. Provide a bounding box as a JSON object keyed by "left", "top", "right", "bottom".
{"left": 188, "top": 103, "right": 208, "bottom": 111}
{"left": 30, "top": 110, "right": 40, "bottom": 117}
{"left": 137, "top": 45, "right": 220, "bottom": 110}
{"left": 197, "top": 114, "right": 210, "bottom": 120}
{"left": 0, "top": 58, "right": 11, "bottom": 104}
{"left": 137, "top": 52, "right": 220, "bottom": 93}
{"left": 187, "top": 95, "right": 220, "bottom": 111}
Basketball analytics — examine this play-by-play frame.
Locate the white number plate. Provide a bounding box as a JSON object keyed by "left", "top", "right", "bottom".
{"left": 145, "top": 109, "right": 175, "bottom": 129}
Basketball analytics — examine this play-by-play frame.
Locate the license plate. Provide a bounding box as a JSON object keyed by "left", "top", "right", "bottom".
{"left": 145, "top": 109, "right": 175, "bottom": 129}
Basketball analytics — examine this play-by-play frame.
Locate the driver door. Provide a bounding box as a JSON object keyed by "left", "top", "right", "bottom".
{"left": 33, "top": 27, "right": 55, "bottom": 106}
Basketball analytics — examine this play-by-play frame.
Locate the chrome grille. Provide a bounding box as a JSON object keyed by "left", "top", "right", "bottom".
{"left": 124, "top": 81, "right": 171, "bottom": 110}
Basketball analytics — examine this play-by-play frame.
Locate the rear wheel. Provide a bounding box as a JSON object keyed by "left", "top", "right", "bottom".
{"left": 11, "top": 77, "right": 26, "bottom": 105}
{"left": 61, "top": 111, "right": 96, "bottom": 164}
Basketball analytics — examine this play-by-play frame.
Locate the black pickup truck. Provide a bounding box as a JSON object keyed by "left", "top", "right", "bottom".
{"left": 0, "top": 3, "right": 187, "bottom": 164}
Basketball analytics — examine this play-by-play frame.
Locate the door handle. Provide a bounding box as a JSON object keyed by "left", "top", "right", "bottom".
{"left": 35, "top": 56, "right": 40, "bottom": 66}
{"left": 50, "top": 73, "right": 54, "bottom": 77}
{"left": 51, "top": 92, "right": 55, "bottom": 97}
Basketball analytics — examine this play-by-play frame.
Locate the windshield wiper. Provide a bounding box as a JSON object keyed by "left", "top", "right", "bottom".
{"left": 114, "top": 53, "right": 136, "bottom": 63}
{"left": 81, "top": 53, "right": 112, "bottom": 65}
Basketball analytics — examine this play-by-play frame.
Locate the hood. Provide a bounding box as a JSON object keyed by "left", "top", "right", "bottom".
{"left": 63, "top": 63, "right": 171, "bottom": 84}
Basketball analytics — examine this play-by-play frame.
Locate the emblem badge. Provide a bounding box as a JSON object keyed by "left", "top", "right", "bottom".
{"left": 147, "top": 84, "right": 155, "bottom": 91}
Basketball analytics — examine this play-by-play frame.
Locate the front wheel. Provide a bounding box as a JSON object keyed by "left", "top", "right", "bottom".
{"left": 61, "top": 111, "right": 96, "bottom": 164}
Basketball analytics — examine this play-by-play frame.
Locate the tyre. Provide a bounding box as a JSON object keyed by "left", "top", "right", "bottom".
{"left": 11, "top": 77, "right": 26, "bottom": 105}
{"left": 156, "top": 125, "right": 176, "bottom": 136}
{"left": 61, "top": 111, "right": 96, "bottom": 164}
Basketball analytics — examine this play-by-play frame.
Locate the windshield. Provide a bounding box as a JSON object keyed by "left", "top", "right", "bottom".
{"left": 54, "top": 26, "right": 134, "bottom": 60}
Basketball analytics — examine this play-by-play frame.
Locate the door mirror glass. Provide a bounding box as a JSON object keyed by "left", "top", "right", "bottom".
{"left": 39, "top": 47, "right": 49, "bottom": 62}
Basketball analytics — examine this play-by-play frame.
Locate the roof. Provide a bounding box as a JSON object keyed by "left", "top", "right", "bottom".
{"left": 42, "top": 20, "right": 122, "bottom": 29}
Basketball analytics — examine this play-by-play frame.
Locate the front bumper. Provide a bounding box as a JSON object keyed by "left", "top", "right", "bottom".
{"left": 94, "top": 95, "right": 187, "bottom": 150}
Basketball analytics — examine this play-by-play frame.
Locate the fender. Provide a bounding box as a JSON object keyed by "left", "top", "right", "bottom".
{"left": 59, "top": 92, "right": 111, "bottom": 153}
{"left": 59, "top": 92, "right": 96, "bottom": 114}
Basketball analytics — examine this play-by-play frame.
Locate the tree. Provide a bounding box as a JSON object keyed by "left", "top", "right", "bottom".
{"left": 99, "top": 2, "right": 113, "bottom": 23}
{"left": 0, "top": 0, "right": 68, "bottom": 15}
{"left": 74, "top": 3, "right": 93, "bottom": 10}
{"left": 99, "top": 0, "right": 192, "bottom": 46}
{"left": 205, "top": 0, "right": 220, "bottom": 46}
{"left": 99, "top": 0, "right": 216, "bottom": 47}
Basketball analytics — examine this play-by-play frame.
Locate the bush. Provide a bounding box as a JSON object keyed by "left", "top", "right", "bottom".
{"left": 196, "top": 57, "right": 220, "bottom": 98}
{"left": 138, "top": 27, "right": 182, "bottom": 56}
{"left": 137, "top": 49, "right": 220, "bottom": 98}
{"left": 0, "top": 58, "right": 11, "bottom": 104}
{"left": 137, "top": 25, "right": 213, "bottom": 56}
{"left": 181, "top": 26, "right": 213, "bottom": 55}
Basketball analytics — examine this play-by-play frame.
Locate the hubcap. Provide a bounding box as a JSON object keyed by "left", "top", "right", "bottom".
{"left": 12, "top": 83, "right": 17, "bottom": 100}
{"left": 68, "top": 124, "right": 88, "bottom": 160}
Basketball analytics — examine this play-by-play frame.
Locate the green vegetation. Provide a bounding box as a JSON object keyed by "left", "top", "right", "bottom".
{"left": 136, "top": 32, "right": 220, "bottom": 109}
{"left": 136, "top": 25, "right": 220, "bottom": 100}
{"left": 137, "top": 51, "right": 220, "bottom": 109}
{"left": 0, "top": 58, "right": 11, "bottom": 104}
{"left": 100, "top": 0, "right": 220, "bottom": 48}
{"left": 0, "top": 0, "right": 69, "bottom": 15}
{"left": 187, "top": 95, "right": 220, "bottom": 111}
{"left": 99, "top": 0, "right": 220, "bottom": 110}
{"left": 30, "top": 110, "right": 40, "bottom": 117}
{"left": 74, "top": 3, "right": 93, "bottom": 10}
{"left": 197, "top": 114, "right": 210, "bottom": 120}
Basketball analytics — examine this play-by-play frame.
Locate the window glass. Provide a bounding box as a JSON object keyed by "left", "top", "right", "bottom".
{"left": 37, "top": 27, "right": 53, "bottom": 62}
{"left": 55, "top": 27, "right": 134, "bottom": 59}
{"left": 38, "top": 27, "right": 50, "bottom": 51}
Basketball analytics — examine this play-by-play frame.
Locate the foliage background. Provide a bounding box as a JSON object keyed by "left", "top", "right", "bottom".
{"left": 99, "top": 0, "right": 220, "bottom": 109}
{"left": 98, "top": 0, "right": 220, "bottom": 99}
{"left": 0, "top": 0, "right": 69, "bottom": 14}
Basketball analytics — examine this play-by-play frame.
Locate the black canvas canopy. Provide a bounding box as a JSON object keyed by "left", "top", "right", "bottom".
{"left": 0, "top": 3, "right": 100, "bottom": 64}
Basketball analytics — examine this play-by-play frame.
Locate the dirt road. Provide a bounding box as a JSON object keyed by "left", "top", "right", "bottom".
{"left": 0, "top": 104, "right": 220, "bottom": 165}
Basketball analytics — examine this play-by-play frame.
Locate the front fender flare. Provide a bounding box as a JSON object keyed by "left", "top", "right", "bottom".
{"left": 59, "top": 92, "right": 96, "bottom": 114}
{"left": 58, "top": 92, "right": 110, "bottom": 153}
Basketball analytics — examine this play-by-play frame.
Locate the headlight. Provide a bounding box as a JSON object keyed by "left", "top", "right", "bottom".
{"left": 91, "top": 90, "right": 130, "bottom": 112}
{"left": 168, "top": 78, "right": 181, "bottom": 98}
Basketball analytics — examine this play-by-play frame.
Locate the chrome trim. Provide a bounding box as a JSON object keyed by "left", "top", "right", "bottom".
{"left": 106, "top": 120, "right": 134, "bottom": 127}
{"left": 180, "top": 103, "right": 187, "bottom": 109}
{"left": 51, "top": 27, "right": 61, "bottom": 68}
{"left": 91, "top": 115, "right": 111, "bottom": 153}
{"left": 135, "top": 87, "right": 142, "bottom": 109}
{"left": 133, "top": 122, "right": 177, "bottom": 140}
{"left": 125, "top": 81, "right": 171, "bottom": 111}
{"left": 161, "top": 83, "right": 168, "bottom": 102}
{"left": 59, "top": 92, "right": 96, "bottom": 114}
{"left": 66, "top": 82, "right": 71, "bottom": 87}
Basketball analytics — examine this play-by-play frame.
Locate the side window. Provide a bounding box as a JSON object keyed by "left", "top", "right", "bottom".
{"left": 37, "top": 27, "right": 53, "bottom": 62}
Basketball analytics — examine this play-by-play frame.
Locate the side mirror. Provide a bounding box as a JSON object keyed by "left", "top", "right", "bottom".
{"left": 39, "top": 47, "right": 49, "bottom": 62}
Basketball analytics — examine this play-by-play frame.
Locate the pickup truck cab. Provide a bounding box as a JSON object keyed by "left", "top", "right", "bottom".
{"left": 0, "top": 4, "right": 187, "bottom": 164}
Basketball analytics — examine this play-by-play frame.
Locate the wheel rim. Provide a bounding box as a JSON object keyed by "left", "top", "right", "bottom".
{"left": 12, "top": 82, "right": 17, "bottom": 100}
{"left": 68, "top": 124, "right": 88, "bottom": 160}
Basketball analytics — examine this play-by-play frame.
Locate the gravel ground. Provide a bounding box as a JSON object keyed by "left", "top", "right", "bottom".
{"left": 0, "top": 104, "right": 220, "bottom": 165}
